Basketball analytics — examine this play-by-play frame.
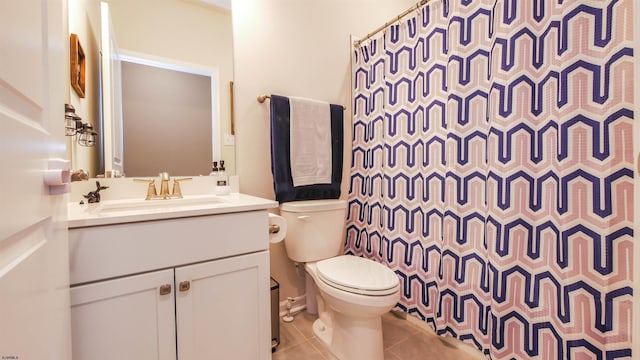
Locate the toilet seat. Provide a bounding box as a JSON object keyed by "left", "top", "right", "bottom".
{"left": 316, "top": 255, "right": 399, "bottom": 296}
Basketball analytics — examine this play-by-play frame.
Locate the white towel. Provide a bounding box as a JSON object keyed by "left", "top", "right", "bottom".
{"left": 289, "top": 96, "right": 332, "bottom": 187}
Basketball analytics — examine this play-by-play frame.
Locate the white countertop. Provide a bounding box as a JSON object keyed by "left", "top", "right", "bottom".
{"left": 68, "top": 193, "right": 278, "bottom": 228}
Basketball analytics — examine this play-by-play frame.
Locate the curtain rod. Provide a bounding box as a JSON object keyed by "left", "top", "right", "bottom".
{"left": 257, "top": 94, "right": 346, "bottom": 110}
{"left": 354, "top": 0, "right": 431, "bottom": 48}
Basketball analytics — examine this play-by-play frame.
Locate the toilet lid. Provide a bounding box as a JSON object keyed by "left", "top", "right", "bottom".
{"left": 316, "top": 255, "right": 399, "bottom": 296}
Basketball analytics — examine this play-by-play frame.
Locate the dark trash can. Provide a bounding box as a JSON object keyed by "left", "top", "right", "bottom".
{"left": 270, "top": 277, "right": 280, "bottom": 352}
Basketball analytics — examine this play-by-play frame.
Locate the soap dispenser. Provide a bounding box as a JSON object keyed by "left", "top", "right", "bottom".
{"left": 209, "top": 161, "right": 219, "bottom": 176}
{"left": 215, "top": 160, "right": 230, "bottom": 195}
{"left": 209, "top": 161, "right": 220, "bottom": 194}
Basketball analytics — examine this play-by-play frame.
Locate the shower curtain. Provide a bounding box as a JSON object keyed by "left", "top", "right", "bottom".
{"left": 346, "top": 0, "right": 635, "bottom": 358}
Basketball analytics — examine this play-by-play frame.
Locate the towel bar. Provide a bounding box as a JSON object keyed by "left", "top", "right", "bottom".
{"left": 257, "top": 94, "right": 345, "bottom": 110}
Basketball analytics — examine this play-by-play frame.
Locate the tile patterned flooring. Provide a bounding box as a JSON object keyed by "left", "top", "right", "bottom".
{"left": 272, "top": 310, "right": 481, "bottom": 360}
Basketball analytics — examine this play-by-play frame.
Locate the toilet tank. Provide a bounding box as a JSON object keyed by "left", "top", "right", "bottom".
{"left": 279, "top": 200, "right": 347, "bottom": 263}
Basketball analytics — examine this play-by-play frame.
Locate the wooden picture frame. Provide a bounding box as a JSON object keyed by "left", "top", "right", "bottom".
{"left": 70, "top": 34, "right": 86, "bottom": 98}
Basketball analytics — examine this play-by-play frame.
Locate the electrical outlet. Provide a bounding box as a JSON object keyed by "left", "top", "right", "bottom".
{"left": 224, "top": 134, "right": 235, "bottom": 145}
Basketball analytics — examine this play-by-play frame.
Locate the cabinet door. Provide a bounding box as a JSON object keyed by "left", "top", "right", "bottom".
{"left": 70, "top": 269, "right": 176, "bottom": 360}
{"left": 175, "top": 251, "right": 271, "bottom": 360}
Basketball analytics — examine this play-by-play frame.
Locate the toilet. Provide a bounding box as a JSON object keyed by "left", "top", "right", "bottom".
{"left": 280, "top": 199, "right": 400, "bottom": 360}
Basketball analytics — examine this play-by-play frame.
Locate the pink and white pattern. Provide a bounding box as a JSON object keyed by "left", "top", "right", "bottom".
{"left": 346, "top": 0, "right": 634, "bottom": 358}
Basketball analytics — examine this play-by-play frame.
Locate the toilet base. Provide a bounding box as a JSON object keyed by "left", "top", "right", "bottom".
{"left": 312, "top": 318, "right": 332, "bottom": 349}
{"left": 312, "top": 312, "right": 385, "bottom": 360}
{"left": 304, "top": 261, "right": 398, "bottom": 360}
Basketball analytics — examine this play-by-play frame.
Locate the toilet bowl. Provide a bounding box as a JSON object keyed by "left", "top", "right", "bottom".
{"left": 305, "top": 256, "right": 400, "bottom": 360}
{"left": 280, "top": 200, "right": 401, "bottom": 360}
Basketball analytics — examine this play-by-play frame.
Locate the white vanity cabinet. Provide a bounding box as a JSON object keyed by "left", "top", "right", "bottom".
{"left": 68, "top": 208, "right": 273, "bottom": 360}
{"left": 175, "top": 252, "right": 269, "bottom": 359}
{"left": 70, "top": 269, "right": 177, "bottom": 360}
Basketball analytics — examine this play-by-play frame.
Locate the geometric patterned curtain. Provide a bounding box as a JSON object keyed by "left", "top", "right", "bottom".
{"left": 345, "top": 1, "right": 635, "bottom": 358}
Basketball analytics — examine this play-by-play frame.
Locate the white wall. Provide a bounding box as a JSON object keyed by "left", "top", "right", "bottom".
{"left": 68, "top": 0, "right": 102, "bottom": 176}
{"left": 232, "top": 0, "right": 414, "bottom": 300}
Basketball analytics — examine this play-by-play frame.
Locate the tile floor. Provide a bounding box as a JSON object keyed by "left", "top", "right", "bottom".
{"left": 272, "top": 310, "right": 481, "bottom": 360}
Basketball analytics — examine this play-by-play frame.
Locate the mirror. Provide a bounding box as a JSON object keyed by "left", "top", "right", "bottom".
{"left": 118, "top": 55, "right": 220, "bottom": 177}
{"left": 67, "top": 0, "right": 235, "bottom": 177}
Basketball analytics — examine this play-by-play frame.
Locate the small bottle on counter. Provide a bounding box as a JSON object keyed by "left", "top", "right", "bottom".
{"left": 215, "top": 160, "right": 230, "bottom": 195}
{"left": 209, "top": 161, "right": 219, "bottom": 176}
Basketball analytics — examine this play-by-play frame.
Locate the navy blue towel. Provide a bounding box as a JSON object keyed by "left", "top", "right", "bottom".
{"left": 270, "top": 94, "right": 343, "bottom": 203}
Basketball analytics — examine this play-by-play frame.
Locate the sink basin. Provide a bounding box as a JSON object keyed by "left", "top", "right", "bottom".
{"left": 92, "top": 195, "right": 229, "bottom": 214}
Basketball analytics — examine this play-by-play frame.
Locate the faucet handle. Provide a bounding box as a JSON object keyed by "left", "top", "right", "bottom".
{"left": 134, "top": 178, "right": 158, "bottom": 200}
{"left": 171, "top": 177, "right": 192, "bottom": 199}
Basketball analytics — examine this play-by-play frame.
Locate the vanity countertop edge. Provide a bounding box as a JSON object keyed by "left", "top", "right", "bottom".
{"left": 67, "top": 193, "right": 279, "bottom": 228}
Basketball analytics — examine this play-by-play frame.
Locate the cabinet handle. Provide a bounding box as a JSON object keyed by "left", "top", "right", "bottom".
{"left": 179, "top": 281, "right": 191, "bottom": 292}
{"left": 159, "top": 284, "right": 172, "bottom": 295}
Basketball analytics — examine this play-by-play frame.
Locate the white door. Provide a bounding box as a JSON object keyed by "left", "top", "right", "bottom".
{"left": 70, "top": 269, "right": 177, "bottom": 360}
{"left": 175, "top": 251, "right": 271, "bottom": 360}
{"left": 0, "top": 0, "right": 71, "bottom": 359}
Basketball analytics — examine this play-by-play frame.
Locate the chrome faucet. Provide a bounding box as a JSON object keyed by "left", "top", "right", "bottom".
{"left": 134, "top": 172, "right": 192, "bottom": 200}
